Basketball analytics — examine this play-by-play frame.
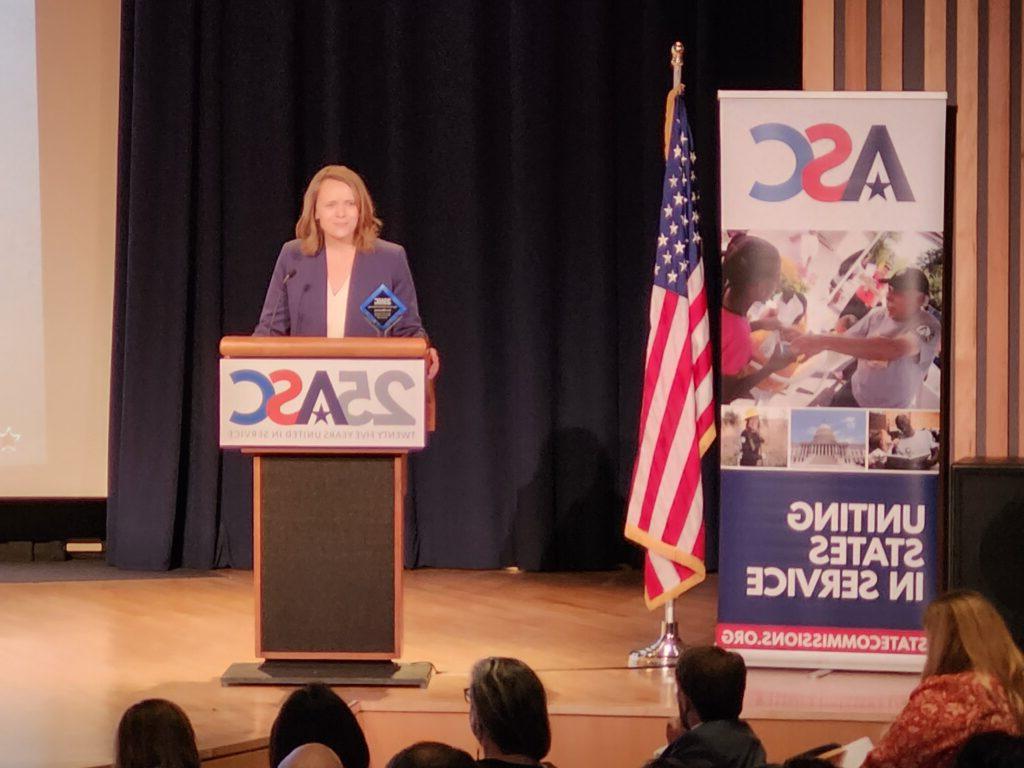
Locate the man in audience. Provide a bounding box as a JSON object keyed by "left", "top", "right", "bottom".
{"left": 386, "top": 741, "right": 475, "bottom": 768}
{"left": 659, "top": 646, "right": 767, "bottom": 768}
{"left": 279, "top": 743, "right": 343, "bottom": 768}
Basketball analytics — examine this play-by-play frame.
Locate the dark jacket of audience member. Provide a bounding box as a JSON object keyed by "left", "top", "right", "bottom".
{"left": 954, "top": 730, "right": 1024, "bottom": 767}
{"left": 661, "top": 646, "right": 767, "bottom": 768}
{"left": 114, "top": 698, "right": 200, "bottom": 768}
{"left": 269, "top": 684, "right": 370, "bottom": 768}
{"left": 467, "top": 657, "right": 553, "bottom": 767}
{"left": 386, "top": 741, "right": 475, "bottom": 768}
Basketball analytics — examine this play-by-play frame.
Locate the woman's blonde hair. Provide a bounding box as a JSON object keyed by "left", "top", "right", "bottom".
{"left": 295, "top": 165, "right": 381, "bottom": 255}
{"left": 923, "top": 590, "right": 1024, "bottom": 729}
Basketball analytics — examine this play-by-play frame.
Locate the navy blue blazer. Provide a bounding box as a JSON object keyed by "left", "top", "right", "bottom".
{"left": 253, "top": 238, "right": 427, "bottom": 338}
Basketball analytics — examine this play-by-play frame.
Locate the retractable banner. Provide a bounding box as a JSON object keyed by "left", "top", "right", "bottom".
{"left": 716, "top": 92, "right": 946, "bottom": 671}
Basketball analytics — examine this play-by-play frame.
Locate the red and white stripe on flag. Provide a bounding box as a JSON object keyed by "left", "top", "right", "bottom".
{"left": 625, "top": 87, "right": 715, "bottom": 609}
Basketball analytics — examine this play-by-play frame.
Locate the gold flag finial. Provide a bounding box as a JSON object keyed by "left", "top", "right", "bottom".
{"left": 671, "top": 42, "right": 684, "bottom": 91}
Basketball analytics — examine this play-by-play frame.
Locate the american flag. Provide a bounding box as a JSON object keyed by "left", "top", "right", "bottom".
{"left": 625, "top": 87, "right": 715, "bottom": 608}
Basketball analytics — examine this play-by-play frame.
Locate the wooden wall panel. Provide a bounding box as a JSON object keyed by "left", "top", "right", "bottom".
{"left": 986, "top": 0, "right": 1011, "bottom": 455}
{"left": 804, "top": 0, "right": 837, "bottom": 90}
{"left": 923, "top": 0, "right": 948, "bottom": 90}
{"left": 881, "top": 0, "right": 904, "bottom": 89}
{"left": 802, "top": 0, "right": 1024, "bottom": 459}
{"left": 1019, "top": 20, "right": 1024, "bottom": 452}
{"left": 953, "top": 0, "right": 980, "bottom": 460}
{"left": 846, "top": 0, "right": 869, "bottom": 89}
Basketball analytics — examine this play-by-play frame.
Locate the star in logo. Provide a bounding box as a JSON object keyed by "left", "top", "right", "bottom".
{"left": 866, "top": 172, "right": 891, "bottom": 200}
{"left": 0, "top": 427, "right": 21, "bottom": 452}
{"left": 313, "top": 406, "right": 330, "bottom": 424}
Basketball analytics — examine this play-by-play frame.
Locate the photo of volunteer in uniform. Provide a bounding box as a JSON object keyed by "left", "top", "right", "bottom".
{"left": 790, "top": 266, "right": 941, "bottom": 409}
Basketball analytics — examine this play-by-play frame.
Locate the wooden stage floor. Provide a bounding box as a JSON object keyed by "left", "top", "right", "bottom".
{"left": 0, "top": 566, "right": 916, "bottom": 768}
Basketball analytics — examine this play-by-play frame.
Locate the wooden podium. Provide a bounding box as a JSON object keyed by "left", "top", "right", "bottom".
{"left": 218, "top": 336, "right": 433, "bottom": 686}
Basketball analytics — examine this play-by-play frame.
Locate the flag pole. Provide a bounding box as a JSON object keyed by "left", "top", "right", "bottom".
{"left": 628, "top": 41, "right": 688, "bottom": 669}
{"left": 672, "top": 40, "right": 683, "bottom": 90}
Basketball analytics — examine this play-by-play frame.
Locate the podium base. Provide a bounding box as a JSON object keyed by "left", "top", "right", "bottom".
{"left": 220, "top": 660, "right": 433, "bottom": 688}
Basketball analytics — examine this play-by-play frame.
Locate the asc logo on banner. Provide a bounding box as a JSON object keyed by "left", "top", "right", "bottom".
{"left": 748, "top": 123, "right": 914, "bottom": 203}
{"left": 718, "top": 93, "right": 947, "bottom": 233}
{"left": 219, "top": 358, "right": 426, "bottom": 449}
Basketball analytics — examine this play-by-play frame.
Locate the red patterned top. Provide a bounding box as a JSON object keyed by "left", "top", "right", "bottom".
{"left": 863, "top": 672, "right": 1021, "bottom": 768}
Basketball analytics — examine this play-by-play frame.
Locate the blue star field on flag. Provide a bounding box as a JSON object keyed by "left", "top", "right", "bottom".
{"left": 653, "top": 95, "right": 702, "bottom": 297}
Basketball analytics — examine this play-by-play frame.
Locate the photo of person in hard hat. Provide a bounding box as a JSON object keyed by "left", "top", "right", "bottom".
{"left": 789, "top": 267, "right": 940, "bottom": 409}
{"left": 738, "top": 410, "right": 764, "bottom": 467}
{"left": 720, "top": 406, "right": 788, "bottom": 468}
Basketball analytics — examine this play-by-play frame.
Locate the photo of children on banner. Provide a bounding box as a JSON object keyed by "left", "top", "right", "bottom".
{"left": 720, "top": 406, "right": 788, "bottom": 468}
{"left": 719, "top": 230, "right": 942, "bottom": 409}
{"left": 867, "top": 410, "right": 940, "bottom": 471}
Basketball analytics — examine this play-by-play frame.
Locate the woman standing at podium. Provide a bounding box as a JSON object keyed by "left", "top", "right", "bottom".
{"left": 254, "top": 164, "right": 439, "bottom": 379}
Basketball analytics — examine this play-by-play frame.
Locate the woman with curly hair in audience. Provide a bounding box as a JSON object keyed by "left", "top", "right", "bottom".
{"left": 864, "top": 590, "right": 1024, "bottom": 768}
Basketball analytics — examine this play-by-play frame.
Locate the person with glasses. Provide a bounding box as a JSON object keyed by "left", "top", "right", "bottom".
{"left": 465, "top": 657, "right": 554, "bottom": 767}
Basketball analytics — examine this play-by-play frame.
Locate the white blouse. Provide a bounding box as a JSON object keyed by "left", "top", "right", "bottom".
{"left": 326, "top": 276, "right": 350, "bottom": 338}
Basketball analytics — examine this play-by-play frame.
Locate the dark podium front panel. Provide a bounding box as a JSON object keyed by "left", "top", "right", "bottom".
{"left": 255, "top": 454, "right": 402, "bottom": 659}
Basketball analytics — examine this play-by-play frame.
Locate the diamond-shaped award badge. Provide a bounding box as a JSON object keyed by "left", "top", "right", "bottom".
{"left": 360, "top": 283, "right": 407, "bottom": 334}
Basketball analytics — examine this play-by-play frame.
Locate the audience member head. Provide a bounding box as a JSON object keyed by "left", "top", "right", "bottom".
{"left": 385, "top": 741, "right": 475, "bottom": 768}
{"left": 642, "top": 756, "right": 715, "bottom": 768}
{"left": 954, "top": 730, "right": 1024, "bottom": 767}
{"left": 279, "top": 743, "right": 343, "bottom": 768}
{"left": 467, "top": 657, "right": 551, "bottom": 763}
{"left": 269, "top": 684, "right": 369, "bottom": 768}
{"left": 923, "top": 590, "right": 1024, "bottom": 729}
{"left": 674, "top": 646, "right": 747, "bottom": 727}
{"left": 114, "top": 698, "right": 200, "bottom": 768}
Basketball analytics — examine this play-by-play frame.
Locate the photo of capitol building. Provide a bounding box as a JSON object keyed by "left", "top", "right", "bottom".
{"left": 790, "top": 409, "right": 867, "bottom": 470}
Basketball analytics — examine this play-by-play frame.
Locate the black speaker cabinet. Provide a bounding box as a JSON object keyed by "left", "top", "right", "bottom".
{"left": 949, "top": 459, "right": 1024, "bottom": 646}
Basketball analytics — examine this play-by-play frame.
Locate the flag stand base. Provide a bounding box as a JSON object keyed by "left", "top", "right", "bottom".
{"left": 627, "top": 619, "right": 685, "bottom": 668}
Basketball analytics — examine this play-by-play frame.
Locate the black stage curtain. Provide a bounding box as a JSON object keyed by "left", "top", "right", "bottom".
{"left": 109, "top": 1, "right": 801, "bottom": 570}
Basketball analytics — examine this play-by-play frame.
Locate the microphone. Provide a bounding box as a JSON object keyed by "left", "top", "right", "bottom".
{"left": 268, "top": 268, "right": 297, "bottom": 335}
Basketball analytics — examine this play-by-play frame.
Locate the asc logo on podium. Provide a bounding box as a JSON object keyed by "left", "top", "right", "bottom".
{"left": 219, "top": 358, "right": 426, "bottom": 449}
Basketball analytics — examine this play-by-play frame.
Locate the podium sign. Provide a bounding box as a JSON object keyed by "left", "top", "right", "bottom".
{"left": 219, "top": 357, "right": 426, "bottom": 450}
